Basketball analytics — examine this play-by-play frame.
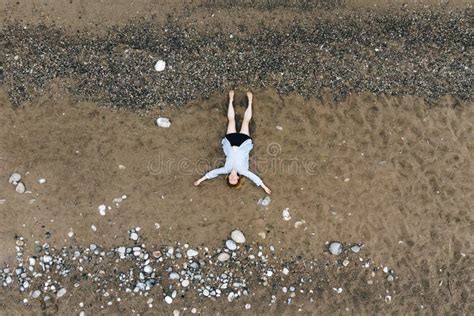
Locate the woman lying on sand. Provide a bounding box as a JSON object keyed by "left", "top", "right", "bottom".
{"left": 194, "top": 91, "right": 271, "bottom": 194}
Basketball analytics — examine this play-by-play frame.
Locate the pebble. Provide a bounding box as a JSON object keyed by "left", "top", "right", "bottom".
{"left": 129, "top": 232, "right": 139, "bottom": 241}
{"left": 282, "top": 267, "right": 289, "bottom": 275}
{"left": 191, "top": 308, "right": 197, "bottom": 314}
{"left": 91, "top": 225, "right": 97, "bottom": 232}
{"left": 350, "top": 244, "right": 361, "bottom": 253}
{"left": 181, "top": 279, "right": 190, "bottom": 287}
{"left": 154, "top": 60, "right": 166, "bottom": 72}
{"left": 169, "top": 272, "right": 179, "bottom": 280}
{"left": 173, "top": 310, "right": 180, "bottom": 316}
{"left": 15, "top": 182, "right": 26, "bottom": 194}
{"left": 276, "top": 126, "right": 283, "bottom": 130}
{"left": 9, "top": 173, "right": 21, "bottom": 184}
{"left": 217, "top": 252, "right": 230, "bottom": 262}
{"left": 143, "top": 265, "right": 153, "bottom": 274}
{"left": 257, "top": 196, "right": 271, "bottom": 206}
{"left": 230, "top": 230, "right": 246, "bottom": 243}
{"left": 156, "top": 117, "right": 171, "bottom": 128}
{"left": 56, "top": 288, "right": 67, "bottom": 298}
{"left": 164, "top": 296, "right": 173, "bottom": 304}
{"left": 98, "top": 204, "right": 107, "bottom": 216}
{"left": 282, "top": 208, "right": 291, "bottom": 221}
{"left": 387, "top": 274, "right": 394, "bottom": 282}
{"left": 31, "top": 290, "right": 41, "bottom": 298}
{"left": 258, "top": 231, "right": 266, "bottom": 239}
{"left": 38, "top": 178, "right": 46, "bottom": 184}
{"left": 342, "top": 259, "right": 350, "bottom": 267}
{"left": 245, "top": 303, "right": 251, "bottom": 310}
{"left": 186, "top": 249, "right": 198, "bottom": 258}
{"left": 225, "top": 240, "right": 237, "bottom": 251}
{"left": 328, "top": 242, "right": 343, "bottom": 256}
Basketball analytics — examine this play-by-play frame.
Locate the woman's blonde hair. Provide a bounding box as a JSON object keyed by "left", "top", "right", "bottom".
{"left": 226, "top": 175, "right": 245, "bottom": 189}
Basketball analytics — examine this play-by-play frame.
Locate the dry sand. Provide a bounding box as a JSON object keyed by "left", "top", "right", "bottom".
{"left": 0, "top": 88, "right": 472, "bottom": 314}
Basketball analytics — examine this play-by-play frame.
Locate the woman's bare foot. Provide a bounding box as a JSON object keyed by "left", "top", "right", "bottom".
{"left": 246, "top": 91, "right": 253, "bottom": 102}
{"left": 229, "top": 90, "right": 235, "bottom": 100}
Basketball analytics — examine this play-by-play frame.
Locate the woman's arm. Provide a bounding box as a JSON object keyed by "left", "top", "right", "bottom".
{"left": 195, "top": 166, "right": 229, "bottom": 186}
{"left": 241, "top": 170, "right": 271, "bottom": 194}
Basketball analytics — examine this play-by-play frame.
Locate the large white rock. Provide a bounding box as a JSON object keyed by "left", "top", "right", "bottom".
{"left": 328, "top": 241, "right": 343, "bottom": 256}
{"left": 230, "top": 230, "right": 245, "bottom": 243}
{"left": 15, "top": 182, "right": 26, "bottom": 194}
{"left": 186, "top": 249, "right": 198, "bottom": 258}
{"left": 156, "top": 117, "right": 171, "bottom": 128}
{"left": 56, "top": 288, "right": 67, "bottom": 298}
{"left": 9, "top": 173, "right": 21, "bottom": 184}
{"left": 217, "top": 252, "right": 230, "bottom": 262}
{"left": 225, "top": 240, "right": 237, "bottom": 251}
{"left": 154, "top": 60, "right": 166, "bottom": 72}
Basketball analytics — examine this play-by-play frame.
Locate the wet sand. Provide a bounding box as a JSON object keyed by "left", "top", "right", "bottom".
{"left": 0, "top": 88, "right": 472, "bottom": 314}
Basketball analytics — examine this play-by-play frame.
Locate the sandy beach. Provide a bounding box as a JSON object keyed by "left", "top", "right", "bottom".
{"left": 0, "top": 1, "right": 473, "bottom": 315}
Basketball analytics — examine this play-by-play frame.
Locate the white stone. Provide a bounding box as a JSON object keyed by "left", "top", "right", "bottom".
{"left": 91, "top": 225, "right": 97, "bottom": 232}
{"left": 227, "top": 292, "right": 235, "bottom": 302}
{"left": 181, "top": 279, "right": 190, "bottom": 287}
{"left": 173, "top": 310, "right": 180, "bottom": 316}
{"left": 258, "top": 196, "right": 271, "bottom": 206}
{"left": 342, "top": 259, "right": 350, "bottom": 267}
{"left": 68, "top": 230, "right": 74, "bottom": 238}
{"left": 9, "top": 173, "right": 21, "bottom": 184}
{"left": 191, "top": 308, "right": 197, "bottom": 314}
{"left": 282, "top": 208, "right": 291, "bottom": 221}
{"left": 328, "top": 242, "right": 343, "bottom": 255}
{"left": 276, "top": 125, "right": 283, "bottom": 130}
{"left": 230, "top": 230, "right": 245, "bottom": 243}
{"left": 130, "top": 232, "right": 139, "bottom": 241}
{"left": 282, "top": 267, "right": 289, "bottom": 275}
{"left": 225, "top": 240, "right": 237, "bottom": 251}
{"left": 15, "top": 182, "right": 26, "bottom": 194}
{"left": 38, "top": 178, "right": 46, "bottom": 184}
{"left": 31, "top": 290, "right": 41, "bottom": 298}
{"left": 156, "top": 117, "right": 171, "bottom": 128}
{"left": 186, "top": 249, "right": 198, "bottom": 258}
{"left": 245, "top": 304, "right": 251, "bottom": 310}
{"left": 217, "top": 252, "right": 230, "bottom": 262}
{"left": 28, "top": 258, "right": 36, "bottom": 266}
{"left": 294, "top": 220, "right": 305, "bottom": 228}
{"left": 56, "top": 288, "right": 67, "bottom": 298}
{"left": 258, "top": 231, "right": 266, "bottom": 239}
{"left": 98, "top": 204, "right": 107, "bottom": 216}
{"left": 169, "top": 272, "right": 179, "bottom": 280}
{"left": 164, "top": 296, "right": 173, "bottom": 304}
{"left": 143, "top": 265, "right": 153, "bottom": 274}
{"left": 154, "top": 60, "right": 166, "bottom": 72}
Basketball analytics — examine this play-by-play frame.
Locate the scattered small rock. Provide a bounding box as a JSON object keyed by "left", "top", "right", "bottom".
{"left": 154, "top": 60, "right": 166, "bottom": 72}
{"left": 9, "top": 173, "right": 21, "bottom": 184}
{"left": 15, "top": 182, "right": 26, "bottom": 194}
{"left": 282, "top": 208, "right": 291, "bottom": 221}
{"left": 230, "top": 230, "right": 246, "bottom": 243}
{"left": 156, "top": 117, "right": 171, "bottom": 128}
{"left": 328, "top": 242, "right": 343, "bottom": 256}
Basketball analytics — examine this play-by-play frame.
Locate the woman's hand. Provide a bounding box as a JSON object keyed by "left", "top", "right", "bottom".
{"left": 194, "top": 176, "right": 206, "bottom": 186}
{"left": 262, "top": 183, "right": 271, "bottom": 195}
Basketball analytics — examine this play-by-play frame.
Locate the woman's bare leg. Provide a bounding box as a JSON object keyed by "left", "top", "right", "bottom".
{"left": 226, "top": 90, "right": 237, "bottom": 134}
{"left": 240, "top": 91, "right": 253, "bottom": 136}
